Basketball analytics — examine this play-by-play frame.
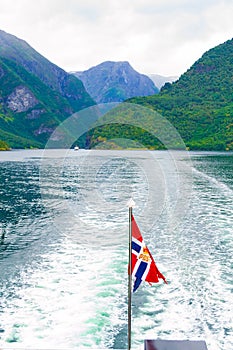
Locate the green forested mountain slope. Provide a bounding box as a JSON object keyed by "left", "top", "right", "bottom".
{"left": 1, "top": 29, "right": 232, "bottom": 150}
{"left": 0, "top": 30, "right": 94, "bottom": 149}
{"left": 0, "top": 30, "right": 93, "bottom": 110}
{"left": 0, "top": 57, "right": 74, "bottom": 148}
{"left": 129, "top": 38, "right": 233, "bottom": 150}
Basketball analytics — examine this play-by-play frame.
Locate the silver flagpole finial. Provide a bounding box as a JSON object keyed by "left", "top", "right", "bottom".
{"left": 127, "top": 198, "right": 135, "bottom": 208}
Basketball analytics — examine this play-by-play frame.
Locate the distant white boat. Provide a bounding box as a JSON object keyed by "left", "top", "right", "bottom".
{"left": 74, "top": 146, "right": 79, "bottom": 151}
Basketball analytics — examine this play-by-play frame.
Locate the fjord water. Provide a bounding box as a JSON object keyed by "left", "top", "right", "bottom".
{"left": 0, "top": 149, "right": 232, "bottom": 350}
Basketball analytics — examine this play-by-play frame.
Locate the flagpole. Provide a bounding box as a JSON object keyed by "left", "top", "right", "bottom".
{"left": 127, "top": 198, "right": 135, "bottom": 350}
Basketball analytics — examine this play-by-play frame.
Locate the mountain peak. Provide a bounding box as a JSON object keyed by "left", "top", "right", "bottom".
{"left": 130, "top": 37, "right": 233, "bottom": 151}
{"left": 73, "top": 60, "right": 159, "bottom": 103}
{"left": 0, "top": 29, "right": 94, "bottom": 148}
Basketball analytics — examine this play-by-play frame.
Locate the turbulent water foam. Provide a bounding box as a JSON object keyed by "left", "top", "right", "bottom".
{"left": 0, "top": 150, "right": 232, "bottom": 350}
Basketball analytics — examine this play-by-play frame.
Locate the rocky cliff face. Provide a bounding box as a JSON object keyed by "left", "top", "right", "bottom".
{"left": 0, "top": 30, "right": 95, "bottom": 148}
{"left": 6, "top": 86, "right": 38, "bottom": 112}
{"left": 73, "top": 61, "right": 159, "bottom": 103}
{"left": 0, "top": 30, "right": 94, "bottom": 111}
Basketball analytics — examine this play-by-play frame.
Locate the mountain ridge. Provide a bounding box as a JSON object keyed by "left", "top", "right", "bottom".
{"left": 128, "top": 38, "right": 233, "bottom": 150}
{"left": 72, "top": 60, "right": 159, "bottom": 103}
{"left": 1, "top": 29, "right": 232, "bottom": 150}
{"left": 0, "top": 29, "right": 95, "bottom": 148}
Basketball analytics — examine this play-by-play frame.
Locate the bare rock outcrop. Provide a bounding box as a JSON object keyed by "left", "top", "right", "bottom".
{"left": 7, "top": 85, "right": 38, "bottom": 112}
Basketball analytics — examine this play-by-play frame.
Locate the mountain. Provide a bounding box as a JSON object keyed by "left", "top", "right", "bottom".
{"left": 149, "top": 74, "right": 178, "bottom": 90}
{"left": 0, "top": 30, "right": 94, "bottom": 149}
{"left": 127, "top": 38, "right": 233, "bottom": 150}
{"left": 72, "top": 61, "right": 159, "bottom": 103}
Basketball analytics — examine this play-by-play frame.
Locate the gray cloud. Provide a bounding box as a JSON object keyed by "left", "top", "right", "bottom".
{"left": 0, "top": 0, "right": 232, "bottom": 76}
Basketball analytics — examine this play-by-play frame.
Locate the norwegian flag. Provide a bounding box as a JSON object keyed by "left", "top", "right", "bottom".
{"left": 131, "top": 214, "right": 167, "bottom": 292}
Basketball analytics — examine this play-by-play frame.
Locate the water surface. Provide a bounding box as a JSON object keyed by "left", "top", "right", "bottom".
{"left": 0, "top": 149, "right": 232, "bottom": 350}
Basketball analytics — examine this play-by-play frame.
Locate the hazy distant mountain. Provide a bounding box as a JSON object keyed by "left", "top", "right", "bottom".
{"left": 149, "top": 74, "right": 178, "bottom": 89}
{"left": 0, "top": 30, "right": 94, "bottom": 148}
{"left": 72, "top": 61, "right": 159, "bottom": 103}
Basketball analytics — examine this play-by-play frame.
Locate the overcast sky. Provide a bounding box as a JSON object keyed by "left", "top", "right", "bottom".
{"left": 0, "top": 0, "right": 233, "bottom": 77}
